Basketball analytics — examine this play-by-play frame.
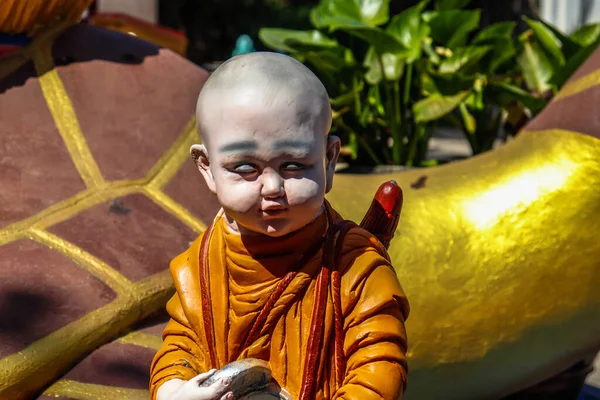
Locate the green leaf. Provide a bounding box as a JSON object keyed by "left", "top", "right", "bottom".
{"left": 330, "top": 79, "right": 365, "bottom": 106}
{"left": 303, "top": 49, "right": 350, "bottom": 72}
{"left": 413, "top": 90, "right": 471, "bottom": 122}
{"left": 421, "top": 11, "right": 437, "bottom": 23}
{"left": 380, "top": 53, "right": 404, "bottom": 81}
{"left": 356, "top": 0, "right": 391, "bottom": 25}
{"left": 364, "top": 47, "right": 383, "bottom": 84}
{"left": 422, "top": 37, "right": 441, "bottom": 64}
{"left": 425, "top": 69, "right": 475, "bottom": 94}
{"left": 310, "top": 0, "right": 390, "bottom": 28}
{"left": 551, "top": 35, "right": 600, "bottom": 88}
{"left": 523, "top": 16, "right": 565, "bottom": 66}
{"left": 420, "top": 71, "right": 440, "bottom": 95}
{"left": 473, "top": 22, "right": 515, "bottom": 43}
{"left": 465, "top": 83, "right": 484, "bottom": 110}
{"left": 488, "top": 81, "right": 548, "bottom": 112}
{"left": 367, "top": 84, "right": 386, "bottom": 115}
{"left": 428, "top": 10, "right": 480, "bottom": 49}
{"left": 537, "top": 19, "right": 582, "bottom": 58}
{"left": 570, "top": 22, "right": 600, "bottom": 46}
{"left": 517, "top": 38, "right": 555, "bottom": 94}
{"left": 259, "top": 28, "right": 338, "bottom": 53}
{"left": 435, "top": 0, "right": 472, "bottom": 11}
{"left": 458, "top": 103, "right": 476, "bottom": 134}
{"left": 438, "top": 45, "right": 492, "bottom": 74}
{"left": 472, "top": 22, "right": 517, "bottom": 73}
{"left": 345, "top": 27, "right": 406, "bottom": 54}
{"left": 488, "top": 39, "right": 516, "bottom": 73}
{"left": 363, "top": 46, "right": 404, "bottom": 83}
{"left": 386, "top": 0, "right": 430, "bottom": 62}
{"left": 287, "top": 42, "right": 358, "bottom": 67}
{"left": 309, "top": 0, "right": 404, "bottom": 54}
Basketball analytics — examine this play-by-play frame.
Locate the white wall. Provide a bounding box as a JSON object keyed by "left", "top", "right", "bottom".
{"left": 540, "top": 0, "right": 600, "bottom": 33}
{"left": 96, "top": 0, "right": 158, "bottom": 23}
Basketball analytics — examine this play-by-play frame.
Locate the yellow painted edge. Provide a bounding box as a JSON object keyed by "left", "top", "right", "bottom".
{"left": 26, "top": 228, "right": 134, "bottom": 297}
{"left": 554, "top": 68, "right": 600, "bottom": 102}
{"left": 521, "top": 128, "right": 600, "bottom": 146}
{"left": 0, "top": 297, "right": 134, "bottom": 394}
{"left": 0, "top": 230, "right": 25, "bottom": 248}
{"left": 143, "top": 186, "right": 206, "bottom": 233}
{"left": 118, "top": 331, "right": 163, "bottom": 351}
{"left": 135, "top": 269, "right": 176, "bottom": 298}
{"left": 146, "top": 116, "right": 198, "bottom": 189}
{"left": 33, "top": 45, "right": 105, "bottom": 189}
{"left": 0, "top": 273, "right": 174, "bottom": 396}
{"left": 44, "top": 379, "right": 148, "bottom": 400}
{"left": 0, "top": 180, "right": 145, "bottom": 247}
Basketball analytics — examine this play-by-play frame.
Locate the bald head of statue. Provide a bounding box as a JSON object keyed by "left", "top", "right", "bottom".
{"left": 190, "top": 52, "right": 341, "bottom": 237}
{"left": 195, "top": 52, "right": 332, "bottom": 147}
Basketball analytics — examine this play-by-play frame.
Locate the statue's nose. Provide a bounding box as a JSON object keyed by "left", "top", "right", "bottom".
{"left": 260, "top": 169, "right": 284, "bottom": 198}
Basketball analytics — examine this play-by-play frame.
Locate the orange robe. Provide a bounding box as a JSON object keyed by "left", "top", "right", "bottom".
{"left": 150, "top": 207, "right": 409, "bottom": 399}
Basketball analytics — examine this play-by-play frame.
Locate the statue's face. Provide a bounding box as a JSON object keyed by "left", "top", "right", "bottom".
{"left": 193, "top": 85, "right": 339, "bottom": 237}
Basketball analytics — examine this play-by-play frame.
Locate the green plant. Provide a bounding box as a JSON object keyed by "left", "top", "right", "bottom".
{"left": 259, "top": 0, "right": 600, "bottom": 167}
{"left": 518, "top": 17, "right": 600, "bottom": 94}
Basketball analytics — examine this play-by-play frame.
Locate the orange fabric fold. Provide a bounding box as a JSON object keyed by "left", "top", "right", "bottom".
{"left": 150, "top": 207, "right": 409, "bottom": 400}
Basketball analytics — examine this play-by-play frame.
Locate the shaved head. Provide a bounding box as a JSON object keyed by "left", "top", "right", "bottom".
{"left": 196, "top": 52, "right": 332, "bottom": 148}
{"left": 189, "top": 52, "right": 341, "bottom": 237}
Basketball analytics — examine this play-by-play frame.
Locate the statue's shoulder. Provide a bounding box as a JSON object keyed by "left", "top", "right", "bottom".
{"left": 333, "top": 218, "right": 391, "bottom": 273}
{"left": 334, "top": 214, "right": 388, "bottom": 251}
{"left": 169, "top": 232, "right": 204, "bottom": 282}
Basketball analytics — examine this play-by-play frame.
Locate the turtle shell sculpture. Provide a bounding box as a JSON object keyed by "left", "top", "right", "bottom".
{"left": 1, "top": 3, "right": 600, "bottom": 400}
{"left": 0, "top": 20, "right": 219, "bottom": 400}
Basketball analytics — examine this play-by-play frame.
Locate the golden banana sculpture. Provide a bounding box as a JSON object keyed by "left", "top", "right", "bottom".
{"left": 1, "top": 1, "right": 600, "bottom": 398}
{"left": 329, "top": 122, "right": 600, "bottom": 398}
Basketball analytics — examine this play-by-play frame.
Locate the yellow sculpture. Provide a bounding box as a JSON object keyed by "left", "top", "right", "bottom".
{"left": 1, "top": 1, "right": 599, "bottom": 399}
{"left": 329, "top": 127, "right": 600, "bottom": 398}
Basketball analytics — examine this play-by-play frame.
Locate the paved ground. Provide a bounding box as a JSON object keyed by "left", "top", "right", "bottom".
{"left": 426, "top": 126, "right": 511, "bottom": 161}
{"left": 426, "top": 127, "right": 473, "bottom": 160}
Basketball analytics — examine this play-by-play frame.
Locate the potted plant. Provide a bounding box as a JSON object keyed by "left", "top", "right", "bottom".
{"left": 259, "top": 0, "right": 600, "bottom": 168}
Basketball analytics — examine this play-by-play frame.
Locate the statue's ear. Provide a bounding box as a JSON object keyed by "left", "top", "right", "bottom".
{"left": 190, "top": 144, "right": 216, "bottom": 194}
{"left": 325, "top": 135, "right": 341, "bottom": 193}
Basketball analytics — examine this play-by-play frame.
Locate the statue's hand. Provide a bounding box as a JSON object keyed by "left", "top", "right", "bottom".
{"left": 156, "top": 370, "right": 234, "bottom": 400}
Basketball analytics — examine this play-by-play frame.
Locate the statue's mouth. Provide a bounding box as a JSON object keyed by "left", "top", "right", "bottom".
{"left": 261, "top": 208, "right": 286, "bottom": 217}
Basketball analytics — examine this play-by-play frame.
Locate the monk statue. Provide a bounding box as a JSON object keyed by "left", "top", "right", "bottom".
{"left": 150, "top": 52, "right": 410, "bottom": 400}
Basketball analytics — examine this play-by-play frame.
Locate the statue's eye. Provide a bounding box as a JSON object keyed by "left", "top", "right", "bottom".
{"left": 233, "top": 164, "right": 257, "bottom": 173}
{"left": 282, "top": 162, "right": 304, "bottom": 171}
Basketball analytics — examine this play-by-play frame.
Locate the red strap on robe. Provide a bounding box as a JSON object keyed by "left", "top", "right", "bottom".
{"left": 331, "top": 221, "right": 356, "bottom": 389}
{"left": 199, "top": 221, "right": 218, "bottom": 368}
{"left": 300, "top": 207, "right": 355, "bottom": 400}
